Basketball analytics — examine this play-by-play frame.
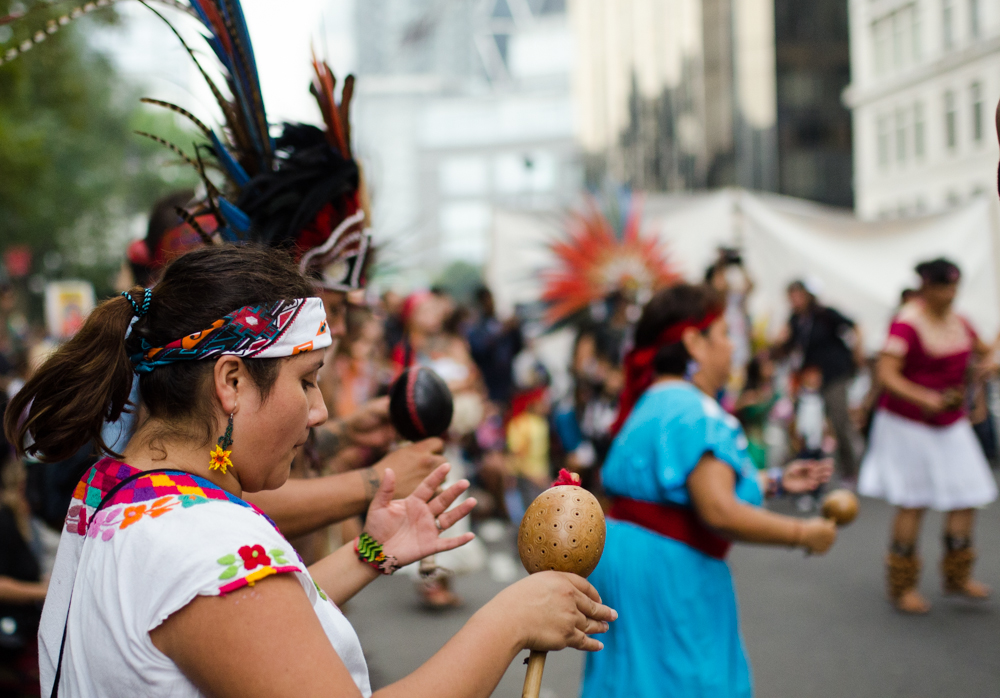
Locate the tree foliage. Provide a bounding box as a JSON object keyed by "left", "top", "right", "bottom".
{"left": 0, "top": 1, "right": 198, "bottom": 291}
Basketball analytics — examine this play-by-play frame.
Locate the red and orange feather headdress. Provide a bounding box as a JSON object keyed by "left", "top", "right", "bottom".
{"left": 542, "top": 195, "right": 680, "bottom": 324}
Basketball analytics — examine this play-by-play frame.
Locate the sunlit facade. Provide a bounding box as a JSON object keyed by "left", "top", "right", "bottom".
{"left": 845, "top": 0, "right": 1000, "bottom": 219}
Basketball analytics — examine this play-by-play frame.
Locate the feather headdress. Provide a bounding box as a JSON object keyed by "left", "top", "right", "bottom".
{"left": 3, "top": 0, "right": 371, "bottom": 291}
{"left": 541, "top": 195, "right": 680, "bottom": 324}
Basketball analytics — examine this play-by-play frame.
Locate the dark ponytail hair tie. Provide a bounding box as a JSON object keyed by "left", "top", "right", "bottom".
{"left": 122, "top": 288, "right": 152, "bottom": 317}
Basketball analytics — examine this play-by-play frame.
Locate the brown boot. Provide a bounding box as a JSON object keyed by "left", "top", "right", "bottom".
{"left": 887, "top": 548, "right": 930, "bottom": 614}
{"left": 942, "top": 537, "right": 990, "bottom": 599}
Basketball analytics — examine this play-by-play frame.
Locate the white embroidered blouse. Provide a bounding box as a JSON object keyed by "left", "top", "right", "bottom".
{"left": 40, "top": 458, "right": 371, "bottom": 697}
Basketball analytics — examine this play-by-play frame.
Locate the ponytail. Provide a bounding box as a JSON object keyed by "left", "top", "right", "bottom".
{"left": 4, "top": 292, "right": 138, "bottom": 462}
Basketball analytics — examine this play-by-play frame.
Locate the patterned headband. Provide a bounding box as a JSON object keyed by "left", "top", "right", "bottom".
{"left": 131, "top": 297, "right": 331, "bottom": 374}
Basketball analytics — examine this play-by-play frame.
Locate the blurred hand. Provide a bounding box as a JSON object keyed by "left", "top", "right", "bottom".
{"left": 800, "top": 517, "right": 837, "bottom": 555}
{"left": 372, "top": 438, "right": 446, "bottom": 499}
{"left": 363, "top": 464, "right": 476, "bottom": 568}
{"left": 341, "top": 397, "right": 396, "bottom": 450}
{"left": 488, "top": 572, "right": 617, "bottom": 653}
{"left": 781, "top": 459, "right": 834, "bottom": 494}
{"left": 916, "top": 389, "right": 947, "bottom": 415}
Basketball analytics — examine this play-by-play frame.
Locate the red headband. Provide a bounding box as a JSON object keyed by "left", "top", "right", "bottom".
{"left": 400, "top": 290, "right": 433, "bottom": 327}
{"left": 609, "top": 310, "right": 722, "bottom": 436}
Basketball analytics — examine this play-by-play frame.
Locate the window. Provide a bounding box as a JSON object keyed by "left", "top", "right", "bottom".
{"left": 895, "top": 108, "right": 907, "bottom": 163}
{"left": 942, "top": 0, "right": 954, "bottom": 50}
{"left": 971, "top": 82, "right": 983, "bottom": 142}
{"left": 873, "top": 20, "right": 890, "bottom": 75}
{"left": 878, "top": 115, "right": 891, "bottom": 169}
{"left": 874, "top": 5, "right": 921, "bottom": 76}
{"left": 892, "top": 12, "right": 906, "bottom": 70}
{"left": 944, "top": 90, "right": 957, "bottom": 150}
{"left": 969, "top": 0, "right": 981, "bottom": 38}
{"left": 914, "top": 102, "right": 926, "bottom": 158}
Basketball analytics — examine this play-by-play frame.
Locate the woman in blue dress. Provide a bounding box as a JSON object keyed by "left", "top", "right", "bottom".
{"left": 581, "top": 283, "right": 838, "bottom": 698}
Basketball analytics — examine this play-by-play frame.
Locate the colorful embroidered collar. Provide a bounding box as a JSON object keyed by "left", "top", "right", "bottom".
{"left": 67, "top": 458, "right": 279, "bottom": 536}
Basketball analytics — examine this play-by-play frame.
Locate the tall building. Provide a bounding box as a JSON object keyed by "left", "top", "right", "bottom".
{"left": 352, "top": 0, "right": 580, "bottom": 281}
{"left": 774, "top": 0, "right": 853, "bottom": 206}
{"left": 569, "top": 0, "right": 853, "bottom": 207}
{"left": 844, "top": 0, "right": 1000, "bottom": 219}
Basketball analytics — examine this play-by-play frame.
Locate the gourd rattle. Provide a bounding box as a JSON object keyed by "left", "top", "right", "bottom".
{"left": 517, "top": 471, "right": 606, "bottom": 698}
{"left": 388, "top": 366, "right": 454, "bottom": 579}
{"left": 820, "top": 488, "right": 859, "bottom": 526}
{"left": 388, "top": 366, "right": 454, "bottom": 442}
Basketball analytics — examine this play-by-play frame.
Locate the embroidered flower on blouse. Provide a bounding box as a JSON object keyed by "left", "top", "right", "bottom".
{"left": 238, "top": 544, "right": 271, "bottom": 570}
{"left": 120, "top": 497, "right": 178, "bottom": 530}
{"left": 120, "top": 504, "right": 147, "bottom": 529}
{"left": 218, "top": 546, "right": 291, "bottom": 582}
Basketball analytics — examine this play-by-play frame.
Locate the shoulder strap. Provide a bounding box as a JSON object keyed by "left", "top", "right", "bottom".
{"left": 50, "top": 467, "right": 187, "bottom": 698}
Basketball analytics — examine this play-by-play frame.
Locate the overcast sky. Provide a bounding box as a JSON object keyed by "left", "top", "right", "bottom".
{"left": 101, "top": 0, "right": 358, "bottom": 127}
{"left": 241, "top": 0, "right": 357, "bottom": 124}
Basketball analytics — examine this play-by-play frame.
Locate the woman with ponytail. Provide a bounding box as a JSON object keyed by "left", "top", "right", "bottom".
{"left": 5, "top": 245, "right": 615, "bottom": 697}
{"left": 580, "top": 283, "right": 837, "bottom": 698}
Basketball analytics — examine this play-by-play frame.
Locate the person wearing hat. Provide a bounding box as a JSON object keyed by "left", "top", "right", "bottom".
{"left": 778, "top": 279, "right": 865, "bottom": 485}
{"left": 859, "top": 258, "right": 998, "bottom": 613}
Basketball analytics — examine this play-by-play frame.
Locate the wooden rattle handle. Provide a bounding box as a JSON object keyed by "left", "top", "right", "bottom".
{"left": 521, "top": 651, "right": 547, "bottom": 698}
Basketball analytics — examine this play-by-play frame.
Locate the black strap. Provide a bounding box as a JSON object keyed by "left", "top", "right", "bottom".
{"left": 50, "top": 468, "right": 188, "bottom": 698}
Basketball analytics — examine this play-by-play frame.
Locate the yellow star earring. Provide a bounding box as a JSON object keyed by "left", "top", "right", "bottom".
{"left": 210, "top": 412, "right": 234, "bottom": 474}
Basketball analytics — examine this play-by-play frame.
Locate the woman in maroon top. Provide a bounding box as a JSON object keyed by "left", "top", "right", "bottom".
{"left": 860, "top": 259, "right": 997, "bottom": 613}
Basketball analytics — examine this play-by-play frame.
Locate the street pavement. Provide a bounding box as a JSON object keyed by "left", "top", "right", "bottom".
{"left": 345, "top": 492, "right": 1000, "bottom": 697}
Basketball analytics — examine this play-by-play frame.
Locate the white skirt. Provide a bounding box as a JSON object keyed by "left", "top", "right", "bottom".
{"left": 859, "top": 410, "right": 998, "bottom": 510}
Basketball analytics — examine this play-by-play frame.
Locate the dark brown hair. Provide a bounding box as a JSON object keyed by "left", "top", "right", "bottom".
{"left": 5, "top": 245, "right": 315, "bottom": 462}
{"left": 634, "top": 284, "right": 724, "bottom": 376}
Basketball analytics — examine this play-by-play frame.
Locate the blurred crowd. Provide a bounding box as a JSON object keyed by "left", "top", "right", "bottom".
{"left": 2, "top": 244, "right": 1000, "bottom": 694}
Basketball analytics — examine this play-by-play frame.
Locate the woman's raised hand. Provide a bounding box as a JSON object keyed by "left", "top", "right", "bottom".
{"left": 781, "top": 459, "right": 834, "bottom": 493}
{"left": 487, "top": 572, "right": 617, "bottom": 653}
{"left": 363, "top": 463, "right": 476, "bottom": 567}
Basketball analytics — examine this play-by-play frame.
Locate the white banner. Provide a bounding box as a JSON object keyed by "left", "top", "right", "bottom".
{"left": 488, "top": 189, "right": 1000, "bottom": 353}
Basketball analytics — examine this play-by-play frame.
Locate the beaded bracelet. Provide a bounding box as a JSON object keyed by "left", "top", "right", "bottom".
{"left": 355, "top": 532, "right": 400, "bottom": 575}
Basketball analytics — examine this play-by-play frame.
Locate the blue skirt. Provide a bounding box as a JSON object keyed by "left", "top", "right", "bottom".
{"left": 581, "top": 520, "right": 752, "bottom": 698}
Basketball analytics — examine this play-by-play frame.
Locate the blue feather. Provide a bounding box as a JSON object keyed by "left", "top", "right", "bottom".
{"left": 217, "top": 198, "right": 252, "bottom": 235}
{"left": 209, "top": 131, "right": 250, "bottom": 187}
{"left": 219, "top": 0, "right": 269, "bottom": 158}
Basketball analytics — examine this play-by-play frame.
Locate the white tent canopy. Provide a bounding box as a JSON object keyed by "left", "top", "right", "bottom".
{"left": 487, "top": 189, "right": 1000, "bottom": 353}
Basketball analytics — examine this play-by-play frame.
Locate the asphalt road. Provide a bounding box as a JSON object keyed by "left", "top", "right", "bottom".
{"left": 345, "top": 492, "right": 1000, "bottom": 698}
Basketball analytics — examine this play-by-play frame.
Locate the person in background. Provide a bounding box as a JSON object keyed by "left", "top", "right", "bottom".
{"left": 0, "top": 459, "right": 47, "bottom": 697}
{"left": 466, "top": 287, "right": 523, "bottom": 409}
{"left": 706, "top": 248, "right": 754, "bottom": 400}
{"left": 859, "top": 258, "right": 998, "bottom": 614}
{"left": 735, "top": 352, "right": 780, "bottom": 472}
{"left": 505, "top": 386, "right": 552, "bottom": 520}
{"left": 790, "top": 366, "right": 830, "bottom": 462}
{"left": 391, "top": 291, "right": 487, "bottom": 607}
{"left": 331, "top": 306, "right": 386, "bottom": 429}
{"left": 381, "top": 291, "right": 405, "bottom": 353}
{"left": 787, "top": 365, "right": 835, "bottom": 511}
{"left": 777, "top": 279, "right": 864, "bottom": 485}
{"left": 580, "top": 283, "right": 836, "bottom": 698}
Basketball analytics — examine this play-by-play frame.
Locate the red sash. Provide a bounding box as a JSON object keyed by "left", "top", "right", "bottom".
{"left": 607, "top": 497, "right": 732, "bottom": 560}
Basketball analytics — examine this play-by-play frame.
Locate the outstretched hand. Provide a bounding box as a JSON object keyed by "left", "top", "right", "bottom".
{"left": 781, "top": 459, "right": 834, "bottom": 494}
{"left": 363, "top": 463, "right": 476, "bottom": 567}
